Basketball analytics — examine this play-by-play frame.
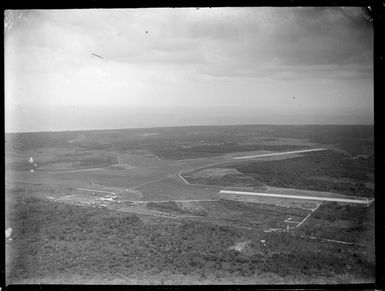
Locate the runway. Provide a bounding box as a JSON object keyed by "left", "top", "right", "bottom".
{"left": 219, "top": 190, "right": 373, "bottom": 205}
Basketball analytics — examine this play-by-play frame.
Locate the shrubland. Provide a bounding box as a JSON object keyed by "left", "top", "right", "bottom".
{"left": 6, "top": 197, "right": 375, "bottom": 283}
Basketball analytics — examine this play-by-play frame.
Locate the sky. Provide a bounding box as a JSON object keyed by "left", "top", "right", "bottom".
{"left": 4, "top": 7, "right": 373, "bottom": 132}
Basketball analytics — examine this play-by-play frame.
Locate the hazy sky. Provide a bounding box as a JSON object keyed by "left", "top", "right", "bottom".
{"left": 5, "top": 8, "right": 373, "bottom": 132}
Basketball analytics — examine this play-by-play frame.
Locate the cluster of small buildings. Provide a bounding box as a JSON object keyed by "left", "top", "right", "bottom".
{"left": 28, "top": 157, "right": 38, "bottom": 173}
{"left": 125, "top": 201, "right": 141, "bottom": 207}
{"left": 76, "top": 200, "right": 108, "bottom": 207}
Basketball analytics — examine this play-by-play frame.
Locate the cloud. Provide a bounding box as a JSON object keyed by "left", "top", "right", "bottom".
{"left": 190, "top": 7, "right": 373, "bottom": 79}
{"left": 5, "top": 7, "right": 372, "bottom": 81}
{"left": 4, "top": 8, "right": 373, "bottom": 132}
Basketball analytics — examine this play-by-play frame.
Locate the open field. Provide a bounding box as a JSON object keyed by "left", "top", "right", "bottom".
{"left": 5, "top": 124, "right": 375, "bottom": 284}
{"left": 182, "top": 168, "right": 265, "bottom": 188}
{"left": 133, "top": 177, "right": 220, "bottom": 201}
{"left": 146, "top": 199, "right": 312, "bottom": 230}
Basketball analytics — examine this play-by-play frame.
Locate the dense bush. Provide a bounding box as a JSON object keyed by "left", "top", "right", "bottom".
{"left": 296, "top": 202, "right": 375, "bottom": 245}
{"left": 6, "top": 197, "right": 375, "bottom": 283}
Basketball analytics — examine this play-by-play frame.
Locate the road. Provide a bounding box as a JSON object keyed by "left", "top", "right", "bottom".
{"left": 77, "top": 187, "right": 116, "bottom": 195}
{"left": 293, "top": 203, "right": 320, "bottom": 228}
{"left": 125, "top": 199, "right": 218, "bottom": 203}
{"left": 219, "top": 190, "right": 372, "bottom": 205}
{"left": 177, "top": 172, "right": 190, "bottom": 184}
{"left": 298, "top": 235, "right": 362, "bottom": 247}
{"left": 38, "top": 164, "right": 115, "bottom": 173}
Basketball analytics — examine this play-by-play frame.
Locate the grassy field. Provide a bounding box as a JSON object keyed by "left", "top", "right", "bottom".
{"left": 135, "top": 177, "right": 219, "bottom": 201}
{"left": 5, "top": 147, "right": 117, "bottom": 172}
{"left": 182, "top": 168, "right": 266, "bottom": 188}
{"left": 147, "top": 199, "right": 311, "bottom": 229}
{"left": 150, "top": 144, "right": 308, "bottom": 160}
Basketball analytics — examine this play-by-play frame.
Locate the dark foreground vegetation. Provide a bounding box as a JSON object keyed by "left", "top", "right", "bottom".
{"left": 6, "top": 197, "right": 374, "bottom": 284}
{"left": 234, "top": 151, "right": 374, "bottom": 197}
{"left": 296, "top": 202, "right": 375, "bottom": 247}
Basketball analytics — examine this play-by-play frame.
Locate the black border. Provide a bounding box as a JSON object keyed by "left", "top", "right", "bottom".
{"left": 0, "top": 0, "right": 380, "bottom": 9}
{"left": 2, "top": 1, "right": 384, "bottom": 290}
{"left": 373, "top": 1, "right": 385, "bottom": 291}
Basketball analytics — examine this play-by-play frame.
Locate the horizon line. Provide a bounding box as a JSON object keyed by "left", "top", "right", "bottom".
{"left": 4, "top": 122, "right": 374, "bottom": 135}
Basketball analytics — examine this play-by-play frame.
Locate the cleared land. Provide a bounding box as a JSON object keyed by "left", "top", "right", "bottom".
{"left": 146, "top": 199, "right": 312, "bottom": 230}
{"left": 182, "top": 168, "right": 265, "bottom": 188}
{"left": 219, "top": 190, "right": 372, "bottom": 205}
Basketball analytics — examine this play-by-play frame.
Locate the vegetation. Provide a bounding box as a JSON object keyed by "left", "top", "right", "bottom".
{"left": 146, "top": 201, "right": 206, "bottom": 216}
{"left": 234, "top": 151, "right": 374, "bottom": 197}
{"left": 182, "top": 169, "right": 265, "bottom": 187}
{"left": 198, "top": 199, "right": 309, "bottom": 229}
{"left": 6, "top": 124, "right": 373, "bottom": 156}
{"left": 147, "top": 201, "right": 208, "bottom": 216}
{"left": 6, "top": 197, "right": 374, "bottom": 283}
{"left": 38, "top": 155, "right": 117, "bottom": 170}
{"left": 5, "top": 160, "right": 35, "bottom": 171}
{"left": 147, "top": 199, "right": 316, "bottom": 231}
{"left": 295, "top": 202, "right": 375, "bottom": 247}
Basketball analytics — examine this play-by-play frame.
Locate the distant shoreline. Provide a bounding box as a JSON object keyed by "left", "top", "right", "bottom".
{"left": 4, "top": 123, "right": 374, "bottom": 135}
